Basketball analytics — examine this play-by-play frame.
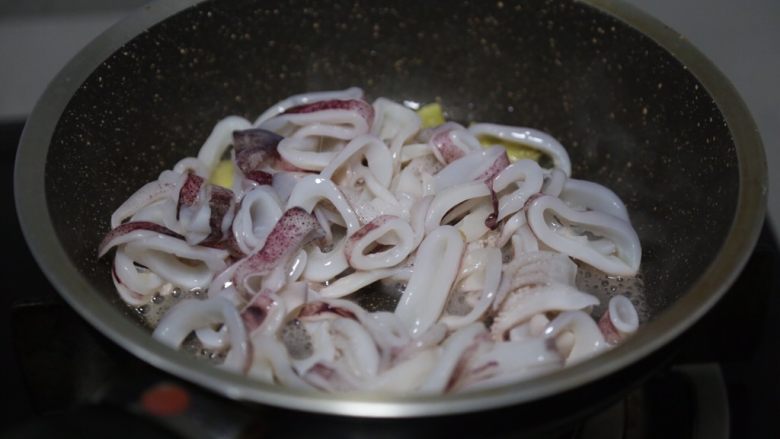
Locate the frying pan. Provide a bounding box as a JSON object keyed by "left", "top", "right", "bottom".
{"left": 14, "top": 0, "right": 766, "bottom": 417}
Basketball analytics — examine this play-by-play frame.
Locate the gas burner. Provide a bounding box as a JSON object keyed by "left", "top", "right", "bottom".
{"left": 576, "top": 364, "right": 729, "bottom": 439}
{"left": 0, "top": 299, "right": 739, "bottom": 439}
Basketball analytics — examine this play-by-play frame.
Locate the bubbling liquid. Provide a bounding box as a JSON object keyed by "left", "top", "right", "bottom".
{"left": 575, "top": 263, "right": 648, "bottom": 323}
{"left": 137, "top": 264, "right": 646, "bottom": 364}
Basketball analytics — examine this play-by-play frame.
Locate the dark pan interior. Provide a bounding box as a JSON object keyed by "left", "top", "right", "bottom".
{"left": 45, "top": 0, "right": 738, "bottom": 324}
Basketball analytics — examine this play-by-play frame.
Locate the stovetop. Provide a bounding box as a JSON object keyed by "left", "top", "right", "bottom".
{"left": 4, "top": 121, "right": 779, "bottom": 438}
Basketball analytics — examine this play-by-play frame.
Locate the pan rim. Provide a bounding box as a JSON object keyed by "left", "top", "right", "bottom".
{"left": 14, "top": 0, "right": 767, "bottom": 417}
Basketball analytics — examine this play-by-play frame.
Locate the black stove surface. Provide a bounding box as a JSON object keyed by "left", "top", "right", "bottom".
{"left": 4, "top": 121, "right": 779, "bottom": 438}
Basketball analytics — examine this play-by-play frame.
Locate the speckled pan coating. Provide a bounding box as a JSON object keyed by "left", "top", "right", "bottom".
{"left": 47, "top": 0, "right": 735, "bottom": 315}
{"left": 17, "top": 0, "right": 766, "bottom": 417}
